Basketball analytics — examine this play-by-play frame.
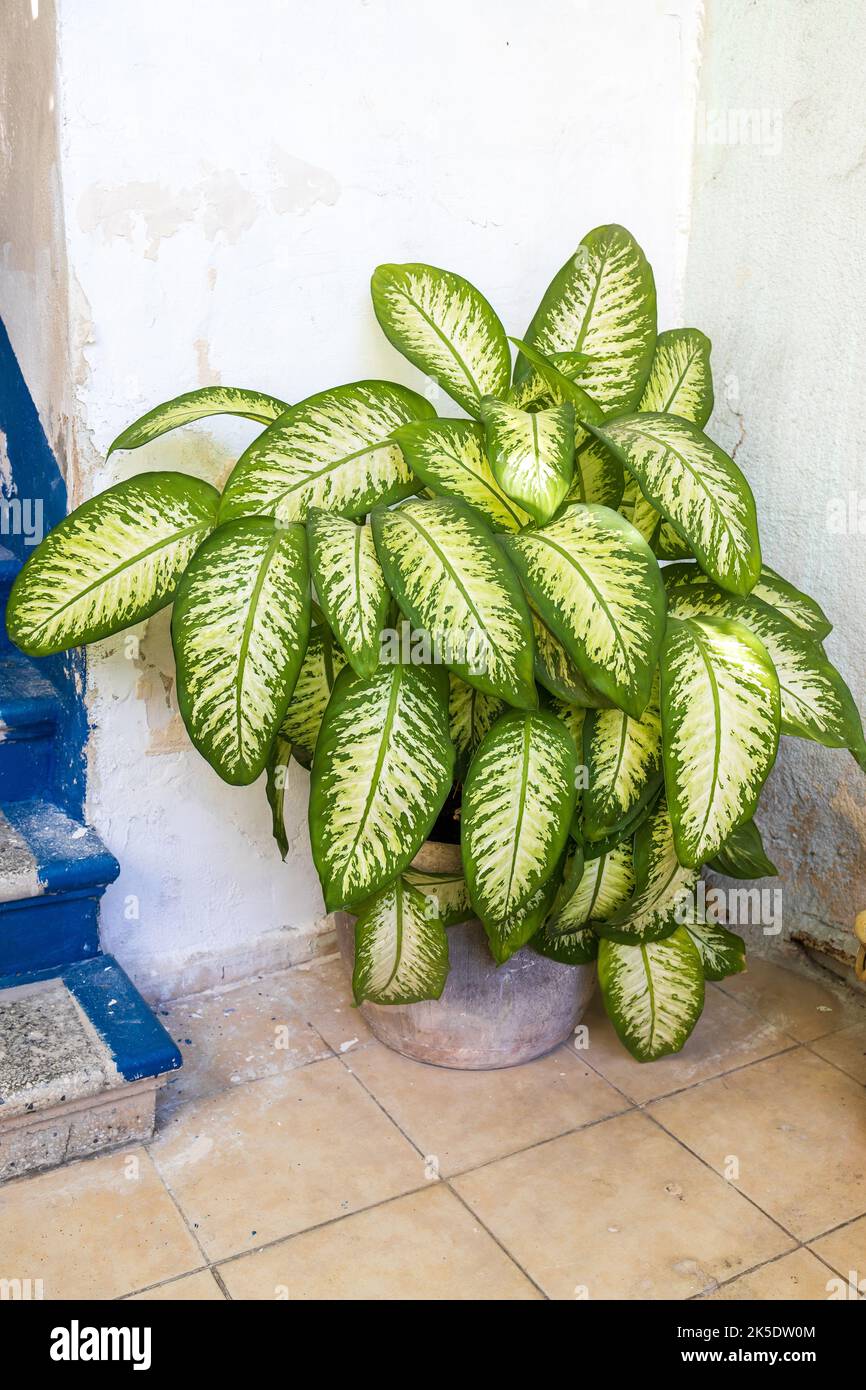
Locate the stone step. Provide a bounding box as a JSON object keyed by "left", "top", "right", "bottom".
{"left": 0, "top": 655, "right": 62, "bottom": 798}
{"left": 0, "top": 954, "right": 181, "bottom": 1181}
{"left": 0, "top": 800, "right": 120, "bottom": 979}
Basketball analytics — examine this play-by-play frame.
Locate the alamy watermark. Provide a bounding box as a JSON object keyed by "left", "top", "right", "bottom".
{"left": 696, "top": 102, "right": 783, "bottom": 157}
{"left": 379, "top": 620, "right": 490, "bottom": 675}
{"left": 0, "top": 496, "right": 43, "bottom": 546}
{"left": 674, "top": 879, "right": 783, "bottom": 935}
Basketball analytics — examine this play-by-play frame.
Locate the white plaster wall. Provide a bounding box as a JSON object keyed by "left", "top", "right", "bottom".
{"left": 46, "top": 0, "right": 705, "bottom": 996}
{"left": 682, "top": 0, "right": 866, "bottom": 965}
{"left": 0, "top": 0, "right": 71, "bottom": 465}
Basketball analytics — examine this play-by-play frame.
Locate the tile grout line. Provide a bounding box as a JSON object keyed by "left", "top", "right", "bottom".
{"left": 332, "top": 1047, "right": 551, "bottom": 1300}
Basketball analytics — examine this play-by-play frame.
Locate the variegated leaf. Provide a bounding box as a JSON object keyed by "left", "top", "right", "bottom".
{"left": 371, "top": 496, "right": 536, "bottom": 708}
{"left": 404, "top": 867, "right": 473, "bottom": 928}
{"left": 353, "top": 877, "right": 449, "bottom": 1005}
{"left": 492, "top": 873, "right": 563, "bottom": 961}
{"left": 596, "top": 799, "right": 697, "bottom": 944}
{"left": 219, "top": 380, "right": 433, "bottom": 526}
{"left": 108, "top": 387, "right": 289, "bottom": 453}
{"left": 708, "top": 818, "right": 777, "bottom": 879}
{"left": 307, "top": 509, "right": 389, "bottom": 677}
{"left": 666, "top": 581, "right": 863, "bottom": 753}
{"left": 7, "top": 472, "right": 220, "bottom": 657}
{"left": 507, "top": 337, "right": 604, "bottom": 425}
{"left": 590, "top": 413, "right": 761, "bottom": 595}
{"left": 278, "top": 625, "right": 346, "bottom": 769}
{"left": 501, "top": 503, "right": 666, "bottom": 718}
{"left": 392, "top": 418, "right": 530, "bottom": 532}
{"left": 309, "top": 663, "right": 454, "bottom": 910}
{"left": 583, "top": 673, "right": 663, "bottom": 838}
{"left": 480, "top": 397, "right": 575, "bottom": 525}
{"left": 548, "top": 842, "right": 635, "bottom": 933}
{"left": 462, "top": 710, "right": 576, "bottom": 961}
{"left": 531, "top": 920, "right": 598, "bottom": 965}
{"left": 549, "top": 697, "right": 588, "bottom": 751}
{"left": 684, "top": 917, "right": 747, "bottom": 980}
{"left": 172, "top": 520, "right": 311, "bottom": 785}
{"left": 598, "top": 927, "right": 705, "bottom": 1061}
{"left": 565, "top": 437, "right": 625, "bottom": 510}
{"left": 532, "top": 608, "right": 612, "bottom": 707}
{"left": 619, "top": 327, "right": 713, "bottom": 553}
{"left": 750, "top": 566, "right": 832, "bottom": 641}
{"left": 371, "top": 262, "right": 511, "bottom": 418}
{"left": 517, "top": 224, "right": 657, "bottom": 414}
{"left": 448, "top": 674, "right": 504, "bottom": 775}
{"left": 660, "top": 617, "right": 780, "bottom": 868}
{"left": 572, "top": 786, "right": 661, "bottom": 861}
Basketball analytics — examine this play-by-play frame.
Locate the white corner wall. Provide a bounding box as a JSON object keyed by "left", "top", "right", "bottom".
{"left": 683, "top": 0, "right": 866, "bottom": 964}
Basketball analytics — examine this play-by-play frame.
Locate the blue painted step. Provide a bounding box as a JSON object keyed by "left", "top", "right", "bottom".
{"left": 62, "top": 954, "right": 182, "bottom": 1082}
{"left": 0, "top": 799, "right": 120, "bottom": 979}
{"left": 0, "top": 545, "right": 21, "bottom": 655}
{"left": 0, "top": 654, "right": 62, "bottom": 797}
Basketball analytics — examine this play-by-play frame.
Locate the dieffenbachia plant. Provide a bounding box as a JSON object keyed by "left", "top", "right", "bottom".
{"left": 8, "top": 224, "right": 865, "bottom": 1062}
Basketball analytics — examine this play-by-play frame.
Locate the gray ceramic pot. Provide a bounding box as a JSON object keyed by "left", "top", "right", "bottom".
{"left": 334, "top": 840, "right": 596, "bottom": 1070}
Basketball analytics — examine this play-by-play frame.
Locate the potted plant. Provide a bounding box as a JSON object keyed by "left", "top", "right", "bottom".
{"left": 8, "top": 224, "right": 864, "bottom": 1069}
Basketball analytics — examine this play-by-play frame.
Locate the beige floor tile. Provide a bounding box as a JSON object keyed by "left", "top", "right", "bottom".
{"left": 220, "top": 1186, "right": 541, "bottom": 1300}
{"left": 809, "top": 1021, "right": 866, "bottom": 1085}
{"left": 156, "top": 972, "right": 331, "bottom": 1112}
{"left": 126, "top": 1269, "right": 225, "bottom": 1301}
{"left": 652, "top": 1049, "right": 866, "bottom": 1241}
{"left": 452, "top": 1111, "right": 792, "bottom": 1299}
{"left": 148, "top": 1058, "right": 424, "bottom": 1261}
{"left": 716, "top": 957, "right": 862, "bottom": 1041}
{"left": 345, "top": 1039, "right": 626, "bottom": 1176}
{"left": 0, "top": 1148, "right": 201, "bottom": 1300}
{"left": 706, "top": 1249, "right": 835, "bottom": 1300}
{"left": 809, "top": 1214, "right": 866, "bottom": 1290}
{"left": 281, "top": 952, "right": 372, "bottom": 1055}
{"left": 582, "top": 987, "right": 795, "bottom": 1104}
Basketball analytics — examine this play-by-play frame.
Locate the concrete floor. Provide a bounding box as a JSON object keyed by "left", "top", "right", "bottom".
{"left": 1, "top": 953, "right": 865, "bottom": 1301}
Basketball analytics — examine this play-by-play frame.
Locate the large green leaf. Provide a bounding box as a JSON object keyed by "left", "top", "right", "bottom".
{"left": 371, "top": 262, "right": 511, "bottom": 418}
{"left": 493, "top": 873, "right": 563, "bottom": 961}
{"left": 309, "top": 663, "right": 454, "bottom": 910}
{"left": 684, "top": 917, "right": 747, "bottom": 981}
{"left": 404, "top": 867, "right": 473, "bottom": 928}
{"left": 448, "top": 674, "right": 504, "bottom": 776}
{"left": 501, "top": 503, "right": 666, "bottom": 718}
{"left": 619, "top": 328, "right": 713, "bottom": 553}
{"left": 108, "top": 387, "right": 289, "bottom": 453}
{"left": 517, "top": 224, "right": 657, "bottom": 414}
{"left": 461, "top": 709, "right": 576, "bottom": 962}
{"left": 589, "top": 413, "right": 761, "bottom": 595}
{"left": 708, "top": 819, "right": 777, "bottom": 879}
{"left": 660, "top": 616, "right": 780, "bottom": 868}
{"left": 371, "top": 495, "right": 536, "bottom": 708}
{"left": 531, "top": 608, "right": 613, "bottom": 707}
{"left": 219, "top": 380, "right": 433, "bottom": 525}
{"left": 583, "top": 673, "right": 663, "bottom": 838}
{"left": 667, "top": 581, "right": 864, "bottom": 754}
{"left": 548, "top": 841, "right": 635, "bottom": 933}
{"left": 596, "top": 799, "right": 697, "bottom": 944}
{"left": 480, "top": 397, "right": 575, "bottom": 525}
{"left": 7, "top": 472, "right": 220, "bottom": 657}
{"left": 353, "top": 877, "right": 450, "bottom": 1005}
{"left": 172, "top": 519, "right": 310, "bottom": 785}
{"left": 507, "top": 337, "right": 604, "bottom": 425}
{"left": 598, "top": 927, "right": 705, "bottom": 1061}
{"left": 392, "top": 418, "right": 530, "bottom": 532}
{"left": 306, "top": 509, "right": 388, "bottom": 677}
{"left": 278, "top": 624, "right": 346, "bottom": 769}
{"left": 550, "top": 697, "right": 588, "bottom": 752}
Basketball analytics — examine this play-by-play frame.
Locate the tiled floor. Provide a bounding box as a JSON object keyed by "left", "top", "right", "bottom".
{"left": 2, "top": 954, "right": 865, "bottom": 1301}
